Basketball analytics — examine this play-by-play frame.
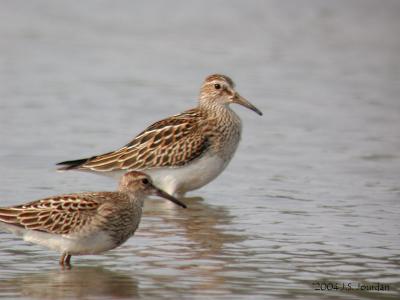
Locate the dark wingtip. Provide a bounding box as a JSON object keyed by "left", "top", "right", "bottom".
{"left": 56, "top": 158, "right": 89, "bottom": 170}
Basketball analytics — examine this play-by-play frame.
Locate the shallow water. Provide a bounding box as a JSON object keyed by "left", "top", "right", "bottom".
{"left": 0, "top": 1, "right": 399, "bottom": 299}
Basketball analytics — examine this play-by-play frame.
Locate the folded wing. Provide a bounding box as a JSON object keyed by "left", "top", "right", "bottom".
{"left": 57, "top": 109, "right": 212, "bottom": 172}
{"left": 0, "top": 194, "right": 101, "bottom": 234}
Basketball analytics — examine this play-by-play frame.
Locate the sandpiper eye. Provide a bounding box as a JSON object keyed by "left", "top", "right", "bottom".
{"left": 141, "top": 178, "right": 149, "bottom": 185}
{"left": 214, "top": 83, "right": 221, "bottom": 90}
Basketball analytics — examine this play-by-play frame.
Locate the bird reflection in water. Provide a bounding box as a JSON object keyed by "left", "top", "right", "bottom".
{"left": 143, "top": 196, "right": 245, "bottom": 253}
{"left": 0, "top": 266, "right": 138, "bottom": 299}
{"left": 139, "top": 196, "right": 246, "bottom": 291}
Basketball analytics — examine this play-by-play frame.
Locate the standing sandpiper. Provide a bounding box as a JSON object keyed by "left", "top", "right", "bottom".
{"left": 57, "top": 74, "right": 262, "bottom": 198}
{"left": 0, "top": 171, "right": 186, "bottom": 268}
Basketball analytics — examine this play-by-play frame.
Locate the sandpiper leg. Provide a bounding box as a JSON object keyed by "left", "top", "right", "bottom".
{"left": 65, "top": 254, "right": 72, "bottom": 268}
{"left": 59, "top": 253, "right": 66, "bottom": 267}
{"left": 59, "top": 253, "right": 72, "bottom": 268}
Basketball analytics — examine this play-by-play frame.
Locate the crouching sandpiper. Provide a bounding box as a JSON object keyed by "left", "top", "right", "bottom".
{"left": 0, "top": 171, "right": 186, "bottom": 268}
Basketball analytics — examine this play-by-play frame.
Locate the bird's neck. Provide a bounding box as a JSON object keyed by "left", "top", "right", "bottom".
{"left": 198, "top": 101, "right": 242, "bottom": 159}
{"left": 127, "top": 192, "right": 145, "bottom": 208}
{"left": 199, "top": 101, "right": 241, "bottom": 126}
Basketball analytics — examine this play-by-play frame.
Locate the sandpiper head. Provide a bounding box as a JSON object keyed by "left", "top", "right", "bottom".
{"left": 119, "top": 171, "right": 186, "bottom": 208}
{"left": 199, "top": 74, "right": 263, "bottom": 116}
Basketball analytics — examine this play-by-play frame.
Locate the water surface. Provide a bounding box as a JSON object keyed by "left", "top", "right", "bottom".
{"left": 0, "top": 1, "right": 399, "bottom": 299}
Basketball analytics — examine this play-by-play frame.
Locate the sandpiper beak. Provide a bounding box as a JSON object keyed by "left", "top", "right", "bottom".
{"left": 232, "top": 93, "right": 263, "bottom": 116}
{"left": 152, "top": 186, "right": 187, "bottom": 208}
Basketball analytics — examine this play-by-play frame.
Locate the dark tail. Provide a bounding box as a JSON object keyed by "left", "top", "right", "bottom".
{"left": 56, "top": 158, "right": 91, "bottom": 170}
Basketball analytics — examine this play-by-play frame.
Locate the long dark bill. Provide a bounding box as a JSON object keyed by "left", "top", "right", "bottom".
{"left": 233, "top": 93, "right": 263, "bottom": 116}
{"left": 153, "top": 187, "right": 187, "bottom": 208}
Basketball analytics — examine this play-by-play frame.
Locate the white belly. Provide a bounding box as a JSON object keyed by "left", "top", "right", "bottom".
{"left": 79, "top": 155, "right": 227, "bottom": 197}
{"left": 0, "top": 223, "right": 115, "bottom": 255}
{"left": 145, "top": 154, "right": 227, "bottom": 197}
{"left": 28, "top": 232, "right": 115, "bottom": 255}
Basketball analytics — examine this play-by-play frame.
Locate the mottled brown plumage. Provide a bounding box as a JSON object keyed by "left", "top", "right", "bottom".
{"left": 0, "top": 171, "right": 186, "bottom": 267}
{"left": 72, "top": 109, "right": 211, "bottom": 171}
{"left": 0, "top": 192, "right": 129, "bottom": 235}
